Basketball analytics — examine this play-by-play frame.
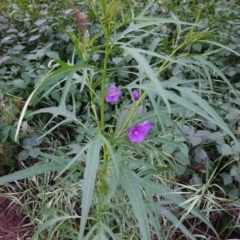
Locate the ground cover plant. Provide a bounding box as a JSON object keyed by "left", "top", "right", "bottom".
{"left": 0, "top": 0, "right": 240, "bottom": 239}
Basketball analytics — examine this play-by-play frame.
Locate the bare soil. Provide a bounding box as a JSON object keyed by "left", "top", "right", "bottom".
{"left": 0, "top": 196, "right": 33, "bottom": 240}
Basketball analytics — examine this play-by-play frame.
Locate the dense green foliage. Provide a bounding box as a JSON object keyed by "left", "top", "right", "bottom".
{"left": 0, "top": 0, "right": 240, "bottom": 239}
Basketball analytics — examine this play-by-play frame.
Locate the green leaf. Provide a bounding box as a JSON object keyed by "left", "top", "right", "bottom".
{"left": 18, "top": 150, "right": 29, "bottom": 161}
{"left": 55, "top": 143, "right": 90, "bottom": 179}
{"left": 31, "top": 210, "right": 80, "bottom": 239}
{"left": 10, "top": 79, "right": 26, "bottom": 89}
{"left": 29, "top": 147, "right": 40, "bottom": 159}
{"left": 15, "top": 61, "right": 89, "bottom": 142}
{"left": 122, "top": 46, "right": 170, "bottom": 113}
{"left": 168, "top": 88, "right": 238, "bottom": 145}
{"left": 78, "top": 135, "right": 102, "bottom": 239}
{"left": 175, "top": 151, "right": 190, "bottom": 165}
{"left": 0, "top": 56, "right": 12, "bottom": 64}
{"left": 192, "top": 43, "right": 202, "bottom": 52}
{"left": 28, "top": 34, "right": 41, "bottom": 42}
{"left": 143, "top": 180, "right": 218, "bottom": 238}
{"left": 31, "top": 132, "right": 43, "bottom": 146}
{"left": 119, "top": 163, "right": 151, "bottom": 240}
{"left": 34, "top": 19, "right": 46, "bottom": 26}
{"left": 223, "top": 174, "right": 233, "bottom": 185}
{"left": 221, "top": 144, "right": 234, "bottom": 156}
{"left": 0, "top": 161, "right": 65, "bottom": 185}
{"left": 46, "top": 51, "right": 60, "bottom": 59}
{"left": 156, "top": 205, "right": 196, "bottom": 240}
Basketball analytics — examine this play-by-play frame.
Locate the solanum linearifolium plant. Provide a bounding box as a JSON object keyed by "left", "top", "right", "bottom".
{"left": 0, "top": 0, "right": 240, "bottom": 239}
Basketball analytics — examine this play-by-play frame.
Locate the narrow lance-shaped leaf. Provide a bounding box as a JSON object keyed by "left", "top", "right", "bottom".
{"left": 156, "top": 205, "right": 196, "bottom": 240}
{"left": 15, "top": 62, "right": 89, "bottom": 142}
{"left": 0, "top": 161, "right": 65, "bottom": 185}
{"left": 143, "top": 179, "right": 219, "bottom": 238}
{"left": 78, "top": 134, "right": 102, "bottom": 240}
{"left": 119, "top": 162, "right": 151, "bottom": 240}
{"left": 178, "top": 88, "right": 238, "bottom": 145}
{"left": 122, "top": 46, "right": 171, "bottom": 113}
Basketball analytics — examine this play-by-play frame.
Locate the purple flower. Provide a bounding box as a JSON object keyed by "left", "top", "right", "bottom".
{"left": 105, "top": 85, "right": 121, "bottom": 103}
{"left": 133, "top": 90, "right": 140, "bottom": 100}
{"left": 128, "top": 120, "right": 152, "bottom": 144}
{"left": 140, "top": 120, "right": 152, "bottom": 135}
{"left": 128, "top": 125, "right": 146, "bottom": 143}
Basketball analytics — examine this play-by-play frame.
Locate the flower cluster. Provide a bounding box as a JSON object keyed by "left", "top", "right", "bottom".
{"left": 105, "top": 86, "right": 150, "bottom": 144}
{"left": 105, "top": 86, "right": 140, "bottom": 103}
{"left": 128, "top": 120, "right": 152, "bottom": 145}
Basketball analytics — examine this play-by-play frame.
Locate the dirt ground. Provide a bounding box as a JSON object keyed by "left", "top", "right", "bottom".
{"left": 0, "top": 196, "right": 33, "bottom": 240}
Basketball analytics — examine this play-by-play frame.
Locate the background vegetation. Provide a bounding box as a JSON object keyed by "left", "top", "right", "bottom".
{"left": 0, "top": 0, "right": 240, "bottom": 239}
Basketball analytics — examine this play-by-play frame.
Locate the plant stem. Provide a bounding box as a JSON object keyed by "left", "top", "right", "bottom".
{"left": 100, "top": 37, "right": 110, "bottom": 133}
{"left": 156, "top": 42, "right": 185, "bottom": 76}
{"left": 156, "top": 8, "right": 202, "bottom": 76}
{"left": 100, "top": 144, "right": 109, "bottom": 193}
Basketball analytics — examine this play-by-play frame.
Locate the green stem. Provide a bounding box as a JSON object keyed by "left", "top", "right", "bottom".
{"left": 90, "top": 90, "right": 99, "bottom": 123}
{"left": 100, "top": 145, "right": 109, "bottom": 191}
{"left": 98, "top": 21, "right": 112, "bottom": 226}
{"left": 156, "top": 41, "right": 185, "bottom": 76}
{"left": 100, "top": 37, "right": 110, "bottom": 132}
{"left": 156, "top": 9, "right": 201, "bottom": 77}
